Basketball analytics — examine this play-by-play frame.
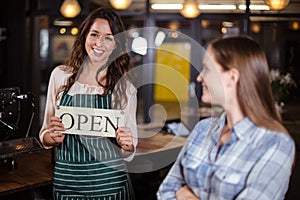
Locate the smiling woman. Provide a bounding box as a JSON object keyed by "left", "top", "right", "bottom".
{"left": 157, "top": 36, "right": 295, "bottom": 200}
{"left": 39, "top": 7, "right": 137, "bottom": 200}
{"left": 84, "top": 18, "right": 116, "bottom": 68}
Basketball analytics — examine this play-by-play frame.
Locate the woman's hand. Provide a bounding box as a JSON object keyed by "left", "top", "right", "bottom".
{"left": 45, "top": 116, "right": 65, "bottom": 146}
{"left": 116, "top": 127, "right": 134, "bottom": 152}
{"left": 176, "top": 185, "right": 200, "bottom": 200}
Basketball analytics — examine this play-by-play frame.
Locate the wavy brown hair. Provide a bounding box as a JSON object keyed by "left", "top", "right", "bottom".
{"left": 59, "top": 7, "right": 131, "bottom": 109}
{"left": 210, "top": 36, "right": 287, "bottom": 133}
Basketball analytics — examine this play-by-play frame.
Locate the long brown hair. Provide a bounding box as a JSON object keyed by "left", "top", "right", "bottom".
{"left": 60, "top": 7, "right": 131, "bottom": 109}
{"left": 210, "top": 36, "right": 287, "bottom": 133}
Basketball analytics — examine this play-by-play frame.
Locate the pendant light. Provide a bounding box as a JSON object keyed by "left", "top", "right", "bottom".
{"left": 109, "top": 0, "right": 133, "bottom": 10}
{"left": 180, "top": 0, "right": 200, "bottom": 18}
{"left": 264, "top": 0, "right": 290, "bottom": 10}
{"left": 60, "top": 0, "right": 81, "bottom": 18}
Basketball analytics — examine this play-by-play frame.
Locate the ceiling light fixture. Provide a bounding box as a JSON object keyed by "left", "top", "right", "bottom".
{"left": 290, "top": 21, "right": 300, "bottom": 30}
{"left": 60, "top": 0, "right": 81, "bottom": 18}
{"left": 199, "top": 5, "right": 236, "bottom": 10}
{"left": 180, "top": 0, "right": 200, "bottom": 19}
{"left": 151, "top": 4, "right": 183, "bottom": 10}
{"left": 71, "top": 27, "right": 79, "bottom": 35}
{"left": 109, "top": 0, "right": 133, "bottom": 10}
{"left": 151, "top": 4, "right": 263, "bottom": 11}
{"left": 264, "top": 0, "right": 290, "bottom": 10}
{"left": 238, "top": 4, "right": 270, "bottom": 10}
{"left": 251, "top": 23, "right": 261, "bottom": 33}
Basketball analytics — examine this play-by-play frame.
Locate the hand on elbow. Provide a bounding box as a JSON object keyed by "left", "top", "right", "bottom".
{"left": 176, "top": 185, "right": 200, "bottom": 200}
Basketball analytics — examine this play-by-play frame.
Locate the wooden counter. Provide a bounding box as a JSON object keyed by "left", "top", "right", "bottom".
{"left": 136, "top": 127, "right": 187, "bottom": 155}
{"left": 0, "top": 130, "right": 187, "bottom": 195}
{"left": 0, "top": 149, "right": 53, "bottom": 196}
{"left": 127, "top": 128, "right": 187, "bottom": 173}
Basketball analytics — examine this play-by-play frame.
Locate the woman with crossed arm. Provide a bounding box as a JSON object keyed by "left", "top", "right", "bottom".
{"left": 157, "top": 36, "right": 295, "bottom": 200}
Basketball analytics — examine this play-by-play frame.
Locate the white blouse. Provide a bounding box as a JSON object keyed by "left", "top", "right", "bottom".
{"left": 39, "top": 65, "right": 138, "bottom": 161}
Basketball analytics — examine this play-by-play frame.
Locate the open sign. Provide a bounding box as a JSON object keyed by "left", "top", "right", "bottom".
{"left": 55, "top": 106, "right": 125, "bottom": 137}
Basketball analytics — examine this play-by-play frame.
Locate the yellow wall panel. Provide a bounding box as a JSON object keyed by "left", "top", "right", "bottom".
{"left": 154, "top": 43, "right": 191, "bottom": 102}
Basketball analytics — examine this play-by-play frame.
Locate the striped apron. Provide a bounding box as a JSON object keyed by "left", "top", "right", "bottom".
{"left": 53, "top": 92, "right": 135, "bottom": 200}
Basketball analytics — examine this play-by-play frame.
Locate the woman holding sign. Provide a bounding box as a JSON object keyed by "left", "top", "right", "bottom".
{"left": 39, "top": 7, "right": 137, "bottom": 200}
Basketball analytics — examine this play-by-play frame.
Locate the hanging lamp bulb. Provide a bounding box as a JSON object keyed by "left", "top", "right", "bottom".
{"left": 264, "top": 0, "right": 290, "bottom": 10}
{"left": 60, "top": 0, "right": 81, "bottom": 18}
{"left": 109, "top": 0, "right": 133, "bottom": 10}
{"left": 180, "top": 0, "right": 200, "bottom": 18}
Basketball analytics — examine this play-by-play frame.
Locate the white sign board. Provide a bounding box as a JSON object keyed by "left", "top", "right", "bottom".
{"left": 55, "top": 106, "right": 125, "bottom": 137}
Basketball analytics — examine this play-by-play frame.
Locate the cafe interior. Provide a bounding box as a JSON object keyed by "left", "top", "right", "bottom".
{"left": 0, "top": 0, "right": 300, "bottom": 199}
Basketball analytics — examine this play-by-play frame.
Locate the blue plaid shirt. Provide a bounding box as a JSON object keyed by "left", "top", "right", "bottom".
{"left": 157, "top": 113, "right": 295, "bottom": 200}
